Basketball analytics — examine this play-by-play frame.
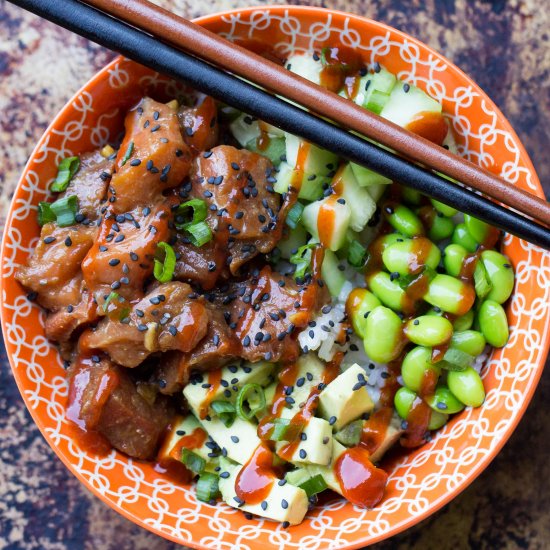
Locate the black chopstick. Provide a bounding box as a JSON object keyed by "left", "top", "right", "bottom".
{"left": 9, "top": 0, "right": 550, "bottom": 250}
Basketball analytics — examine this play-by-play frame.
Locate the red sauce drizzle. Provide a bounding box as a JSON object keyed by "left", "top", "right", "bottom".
{"left": 198, "top": 369, "right": 222, "bottom": 420}
{"left": 257, "top": 121, "right": 272, "bottom": 152}
{"left": 319, "top": 46, "right": 363, "bottom": 92}
{"left": 405, "top": 111, "right": 448, "bottom": 146}
{"left": 334, "top": 446, "right": 388, "bottom": 507}
{"left": 235, "top": 443, "right": 279, "bottom": 505}
{"left": 169, "top": 427, "right": 207, "bottom": 461}
{"left": 360, "top": 407, "right": 394, "bottom": 456}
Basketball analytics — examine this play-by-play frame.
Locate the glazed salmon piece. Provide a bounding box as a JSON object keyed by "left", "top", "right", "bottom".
{"left": 177, "top": 96, "right": 219, "bottom": 154}
{"left": 109, "top": 97, "right": 192, "bottom": 212}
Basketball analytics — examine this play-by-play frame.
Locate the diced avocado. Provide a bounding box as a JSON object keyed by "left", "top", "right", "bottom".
{"left": 368, "top": 412, "right": 404, "bottom": 463}
{"left": 380, "top": 82, "right": 441, "bottom": 128}
{"left": 157, "top": 414, "right": 215, "bottom": 464}
{"left": 305, "top": 439, "right": 346, "bottom": 494}
{"left": 317, "top": 363, "right": 374, "bottom": 430}
{"left": 285, "top": 133, "right": 338, "bottom": 177}
{"left": 350, "top": 162, "right": 392, "bottom": 188}
{"left": 302, "top": 197, "right": 351, "bottom": 252}
{"left": 277, "top": 224, "right": 308, "bottom": 260}
{"left": 183, "top": 361, "right": 274, "bottom": 417}
{"left": 273, "top": 161, "right": 330, "bottom": 201}
{"left": 334, "top": 164, "right": 377, "bottom": 232}
{"left": 198, "top": 415, "right": 260, "bottom": 465}
{"left": 275, "top": 416, "right": 333, "bottom": 466}
{"left": 218, "top": 454, "right": 309, "bottom": 525}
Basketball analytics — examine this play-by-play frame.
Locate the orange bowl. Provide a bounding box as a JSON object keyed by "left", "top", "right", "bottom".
{"left": 1, "top": 6, "right": 549, "bottom": 549}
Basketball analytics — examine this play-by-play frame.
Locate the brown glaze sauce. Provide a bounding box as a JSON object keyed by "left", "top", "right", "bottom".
{"left": 334, "top": 446, "right": 388, "bottom": 507}
{"left": 235, "top": 443, "right": 279, "bottom": 505}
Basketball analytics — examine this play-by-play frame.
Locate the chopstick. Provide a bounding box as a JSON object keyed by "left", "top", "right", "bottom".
{"left": 9, "top": 0, "right": 550, "bottom": 250}
{"left": 84, "top": 0, "right": 550, "bottom": 229}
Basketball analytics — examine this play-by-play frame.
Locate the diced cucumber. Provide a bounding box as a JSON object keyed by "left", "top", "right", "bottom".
{"left": 285, "top": 134, "right": 338, "bottom": 177}
{"left": 365, "top": 183, "right": 387, "bottom": 202}
{"left": 285, "top": 468, "right": 313, "bottom": 487}
{"left": 229, "top": 113, "right": 261, "bottom": 147}
{"left": 245, "top": 136, "right": 286, "bottom": 165}
{"left": 321, "top": 249, "right": 347, "bottom": 298}
{"left": 273, "top": 161, "right": 329, "bottom": 201}
{"left": 302, "top": 197, "right": 351, "bottom": 252}
{"left": 285, "top": 53, "right": 323, "bottom": 86}
{"left": 380, "top": 82, "right": 442, "bottom": 128}
{"left": 183, "top": 361, "right": 274, "bottom": 417}
{"left": 353, "top": 67, "right": 397, "bottom": 110}
{"left": 218, "top": 454, "right": 309, "bottom": 525}
{"left": 350, "top": 162, "right": 392, "bottom": 187}
{"left": 334, "top": 164, "right": 377, "bottom": 232}
{"left": 277, "top": 224, "right": 308, "bottom": 260}
{"left": 317, "top": 363, "right": 374, "bottom": 430}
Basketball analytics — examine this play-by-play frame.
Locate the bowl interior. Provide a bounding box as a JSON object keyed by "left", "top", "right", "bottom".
{"left": 1, "top": 6, "right": 549, "bottom": 550}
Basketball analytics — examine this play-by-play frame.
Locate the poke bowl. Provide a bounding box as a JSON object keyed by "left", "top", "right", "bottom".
{"left": 1, "top": 5, "right": 549, "bottom": 550}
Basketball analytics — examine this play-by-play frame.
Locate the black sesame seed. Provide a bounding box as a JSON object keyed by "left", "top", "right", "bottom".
{"left": 43, "top": 236, "right": 56, "bottom": 244}
{"left": 64, "top": 236, "right": 72, "bottom": 247}
{"left": 151, "top": 124, "right": 161, "bottom": 132}
{"left": 329, "top": 416, "right": 337, "bottom": 426}
{"left": 129, "top": 159, "right": 141, "bottom": 166}
{"left": 281, "top": 499, "right": 289, "bottom": 509}
{"left": 231, "top": 435, "right": 239, "bottom": 443}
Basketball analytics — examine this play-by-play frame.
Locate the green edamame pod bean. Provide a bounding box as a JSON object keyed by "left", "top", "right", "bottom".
{"left": 404, "top": 315, "right": 453, "bottom": 347}
{"left": 450, "top": 330, "right": 486, "bottom": 356}
{"left": 452, "top": 223, "right": 478, "bottom": 253}
{"left": 382, "top": 237, "right": 441, "bottom": 276}
{"left": 383, "top": 202, "right": 424, "bottom": 237}
{"left": 363, "top": 306, "right": 405, "bottom": 363}
{"left": 367, "top": 271, "right": 406, "bottom": 311}
{"left": 443, "top": 243, "right": 468, "bottom": 277}
{"left": 394, "top": 387, "right": 449, "bottom": 429}
{"left": 481, "top": 250, "right": 515, "bottom": 304}
{"left": 401, "top": 346, "right": 441, "bottom": 393}
{"left": 429, "top": 213, "right": 455, "bottom": 242}
{"left": 447, "top": 367, "right": 485, "bottom": 407}
{"left": 464, "top": 214, "right": 491, "bottom": 244}
{"left": 430, "top": 198, "right": 458, "bottom": 217}
{"left": 424, "top": 274, "right": 476, "bottom": 316}
{"left": 346, "top": 288, "right": 381, "bottom": 338}
{"left": 453, "top": 309, "right": 474, "bottom": 331}
{"left": 426, "top": 386, "right": 465, "bottom": 414}
{"left": 402, "top": 187, "right": 423, "bottom": 206}
{"left": 478, "top": 300, "right": 509, "bottom": 347}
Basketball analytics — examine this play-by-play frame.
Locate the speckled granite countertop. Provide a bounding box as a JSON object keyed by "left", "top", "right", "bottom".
{"left": 0, "top": 1, "right": 549, "bottom": 549}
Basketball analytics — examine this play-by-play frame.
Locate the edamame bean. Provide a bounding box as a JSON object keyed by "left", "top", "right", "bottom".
{"left": 424, "top": 274, "right": 476, "bottom": 316}
{"left": 426, "top": 386, "right": 465, "bottom": 414}
{"left": 346, "top": 288, "right": 381, "bottom": 338}
{"left": 453, "top": 309, "right": 474, "bottom": 331}
{"left": 363, "top": 306, "right": 405, "bottom": 363}
{"left": 404, "top": 315, "right": 453, "bottom": 347}
{"left": 383, "top": 203, "right": 424, "bottom": 237}
{"left": 443, "top": 243, "right": 468, "bottom": 277}
{"left": 447, "top": 367, "right": 485, "bottom": 407}
{"left": 382, "top": 237, "right": 441, "bottom": 276}
{"left": 429, "top": 212, "right": 455, "bottom": 242}
{"left": 402, "top": 187, "right": 423, "bottom": 206}
{"left": 430, "top": 198, "right": 458, "bottom": 217}
{"left": 450, "top": 330, "right": 486, "bottom": 356}
{"left": 452, "top": 223, "right": 478, "bottom": 253}
{"left": 367, "top": 271, "right": 407, "bottom": 311}
{"left": 464, "top": 214, "right": 492, "bottom": 244}
{"left": 478, "top": 300, "right": 509, "bottom": 347}
{"left": 481, "top": 250, "right": 515, "bottom": 304}
{"left": 401, "top": 346, "right": 441, "bottom": 393}
{"left": 394, "top": 387, "right": 449, "bottom": 429}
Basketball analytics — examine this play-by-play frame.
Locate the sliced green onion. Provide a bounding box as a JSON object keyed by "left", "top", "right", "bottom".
{"left": 153, "top": 242, "right": 176, "bottom": 283}
{"left": 299, "top": 474, "right": 327, "bottom": 497}
{"left": 398, "top": 265, "right": 437, "bottom": 290}
{"left": 186, "top": 221, "right": 213, "bottom": 247}
{"left": 286, "top": 202, "right": 304, "bottom": 229}
{"left": 37, "top": 202, "right": 56, "bottom": 226}
{"left": 267, "top": 418, "right": 306, "bottom": 442}
{"left": 473, "top": 261, "right": 492, "bottom": 299}
{"left": 236, "top": 383, "right": 266, "bottom": 421}
{"left": 211, "top": 400, "right": 236, "bottom": 428}
{"left": 347, "top": 240, "right": 367, "bottom": 268}
{"left": 181, "top": 449, "right": 205, "bottom": 475}
{"left": 196, "top": 472, "right": 220, "bottom": 502}
{"left": 441, "top": 348, "right": 474, "bottom": 371}
{"left": 175, "top": 199, "right": 208, "bottom": 229}
{"left": 285, "top": 468, "right": 312, "bottom": 487}
{"left": 120, "top": 141, "right": 134, "bottom": 166}
{"left": 334, "top": 419, "right": 362, "bottom": 447}
{"left": 50, "top": 195, "right": 79, "bottom": 227}
{"left": 102, "top": 291, "right": 120, "bottom": 313}
{"left": 290, "top": 243, "right": 317, "bottom": 280}
{"left": 51, "top": 156, "right": 80, "bottom": 192}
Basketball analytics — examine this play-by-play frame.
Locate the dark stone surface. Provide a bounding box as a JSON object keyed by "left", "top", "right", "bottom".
{"left": 0, "top": 1, "right": 548, "bottom": 549}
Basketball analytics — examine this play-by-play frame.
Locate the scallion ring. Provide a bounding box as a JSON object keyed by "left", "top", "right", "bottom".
{"left": 285, "top": 202, "right": 304, "bottom": 229}
{"left": 298, "top": 474, "right": 328, "bottom": 497}
{"left": 49, "top": 195, "right": 79, "bottom": 227}
{"left": 347, "top": 240, "right": 367, "bottom": 268}
{"left": 51, "top": 156, "right": 80, "bottom": 192}
{"left": 196, "top": 472, "right": 220, "bottom": 502}
{"left": 211, "top": 400, "right": 236, "bottom": 428}
{"left": 181, "top": 449, "right": 205, "bottom": 475}
{"left": 290, "top": 243, "right": 317, "bottom": 280}
{"left": 153, "top": 242, "right": 176, "bottom": 283}
{"left": 236, "top": 383, "right": 266, "bottom": 421}
{"left": 175, "top": 198, "right": 208, "bottom": 229}
{"left": 37, "top": 202, "right": 56, "bottom": 226}
{"left": 186, "top": 221, "right": 213, "bottom": 247}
